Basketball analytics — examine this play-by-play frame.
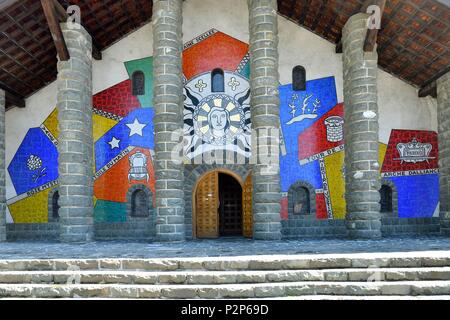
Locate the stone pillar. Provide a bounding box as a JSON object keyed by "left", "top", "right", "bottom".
{"left": 57, "top": 23, "right": 94, "bottom": 243}
{"left": 0, "top": 89, "right": 5, "bottom": 242}
{"left": 437, "top": 72, "right": 450, "bottom": 235}
{"left": 342, "top": 13, "right": 382, "bottom": 239}
{"left": 248, "top": 0, "right": 282, "bottom": 240}
{"left": 152, "top": 0, "right": 185, "bottom": 242}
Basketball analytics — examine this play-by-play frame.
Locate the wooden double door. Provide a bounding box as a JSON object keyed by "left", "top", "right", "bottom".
{"left": 195, "top": 171, "right": 252, "bottom": 238}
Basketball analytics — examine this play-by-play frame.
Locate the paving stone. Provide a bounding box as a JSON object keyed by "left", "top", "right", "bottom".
{"left": 1, "top": 237, "right": 450, "bottom": 260}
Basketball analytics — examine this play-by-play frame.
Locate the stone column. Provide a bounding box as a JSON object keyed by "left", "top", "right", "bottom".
{"left": 152, "top": 0, "right": 185, "bottom": 242}
{"left": 437, "top": 72, "right": 450, "bottom": 235}
{"left": 342, "top": 13, "right": 382, "bottom": 239}
{"left": 57, "top": 23, "right": 94, "bottom": 243}
{"left": 0, "top": 89, "right": 5, "bottom": 242}
{"left": 248, "top": 0, "right": 282, "bottom": 240}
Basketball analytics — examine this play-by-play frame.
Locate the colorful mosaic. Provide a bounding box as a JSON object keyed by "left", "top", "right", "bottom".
{"left": 6, "top": 29, "right": 250, "bottom": 224}
{"left": 279, "top": 78, "right": 440, "bottom": 220}
{"left": 183, "top": 29, "right": 251, "bottom": 162}
{"left": 6, "top": 29, "right": 440, "bottom": 224}
{"left": 381, "top": 130, "right": 439, "bottom": 218}
{"left": 93, "top": 80, "right": 142, "bottom": 117}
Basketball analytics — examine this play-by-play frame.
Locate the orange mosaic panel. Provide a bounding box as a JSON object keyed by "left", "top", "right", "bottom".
{"left": 94, "top": 147, "right": 156, "bottom": 205}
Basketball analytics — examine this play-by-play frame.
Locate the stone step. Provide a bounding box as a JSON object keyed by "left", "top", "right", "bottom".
{"left": 1, "top": 252, "right": 449, "bottom": 271}
{"left": 0, "top": 268, "right": 449, "bottom": 285}
{"left": 0, "top": 281, "right": 449, "bottom": 298}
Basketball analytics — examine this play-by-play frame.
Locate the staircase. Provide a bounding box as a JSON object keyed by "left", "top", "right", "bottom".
{"left": 1, "top": 252, "right": 450, "bottom": 299}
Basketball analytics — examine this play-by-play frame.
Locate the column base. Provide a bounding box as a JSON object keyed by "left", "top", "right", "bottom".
{"left": 156, "top": 223, "right": 185, "bottom": 242}
{"left": 60, "top": 226, "right": 94, "bottom": 243}
{"left": 346, "top": 219, "right": 382, "bottom": 239}
{"left": 253, "top": 232, "right": 282, "bottom": 240}
{"left": 156, "top": 234, "right": 186, "bottom": 242}
{"left": 0, "top": 226, "right": 6, "bottom": 242}
{"left": 440, "top": 218, "right": 450, "bottom": 236}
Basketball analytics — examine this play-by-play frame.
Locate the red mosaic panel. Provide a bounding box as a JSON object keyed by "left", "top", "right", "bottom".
{"left": 315, "top": 193, "right": 328, "bottom": 220}
{"left": 183, "top": 31, "right": 249, "bottom": 80}
{"left": 298, "top": 103, "right": 344, "bottom": 161}
{"left": 280, "top": 196, "right": 288, "bottom": 220}
{"left": 381, "top": 129, "right": 439, "bottom": 173}
{"left": 93, "top": 80, "right": 141, "bottom": 117}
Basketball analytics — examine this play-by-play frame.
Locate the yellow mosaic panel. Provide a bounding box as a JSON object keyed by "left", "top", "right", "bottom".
{"left": 8, "top": 189, "right": 51, "bottom": 223}
{"left": 42, "top": 108, "right": 59, "bottom": 138}
{"left": 378, "top": 143, "right": 388, "bottom": 172}
{"left": 324, "top": 150, "right": 346, "bottom": 219}
{"left": 93, "top": 114, "right": 118, "bottom": 142}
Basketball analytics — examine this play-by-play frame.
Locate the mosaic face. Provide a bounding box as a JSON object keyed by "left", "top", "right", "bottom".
{"left": 209, "top": 107, "right": 228, "bottom": 131}
{"left": 183, "top": 71, "right": 251, "bottom": 160}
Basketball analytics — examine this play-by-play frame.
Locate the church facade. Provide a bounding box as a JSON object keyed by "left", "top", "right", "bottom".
{"left": 0, "top": 0, "right": 449, "bottom": 243}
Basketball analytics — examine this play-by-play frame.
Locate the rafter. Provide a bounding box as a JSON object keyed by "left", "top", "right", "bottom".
{"left": 418, "top": 66, "right": 450, "bottom": 98}
{"left": 335, "top": 0, "right": 386, "bottom": 54}
{"left": 0, "top": 84, "right": 25, "bottom": 109}
{"left": 363, "top": 0, "right": 386, "bottom": 52}
{"left": 40, "top": 0, "right": 102, "bottom": 61}
{"left": 41, "top": 0, "right": 70, "bottom": 61}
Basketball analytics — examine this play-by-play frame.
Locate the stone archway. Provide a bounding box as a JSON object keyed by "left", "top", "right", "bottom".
{"left": 126, "top": 184, "right": 154, "bottom": 220}
{"left": 47, "top": 188, "right": 60, "bottom": 222}
{"left": 184, "top": 164, "right": 252, "bottom": 240}
{"left": 380, "top": 179, "right": 399, "bottom": 216}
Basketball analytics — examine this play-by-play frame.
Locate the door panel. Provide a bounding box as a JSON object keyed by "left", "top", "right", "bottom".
{"left": 196, "top": 171, "right": 219, "bottom": 238}
{"left": 219, "top": 173, "right": 242, "bottom": 236}
{"left": 242, "top": 173, "right": 253, "bottom": 238}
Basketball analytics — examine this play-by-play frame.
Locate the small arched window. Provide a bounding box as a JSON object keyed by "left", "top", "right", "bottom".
{"left": 292, "top": 65, "right": 306, "bottom": 91}
{"left": 132, "top": 71, "right": 145, "bottom": 96}
{"left": 292, "top": 186, "right": 310, "bottom": 215}
{"left": 211, "top": 68, "right": 225, "bottom": 92}
{"left": 380, "top": 185, "right": 393, "bottom": 213}
{"left": 131, "top": 189, "right": 149, "bottom": 217}
{"left": 52, "top": 191, "right": 60, "bottom": 220}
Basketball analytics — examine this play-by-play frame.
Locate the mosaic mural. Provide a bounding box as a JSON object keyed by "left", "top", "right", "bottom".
{"left": 6, "top": 29, "right": 440, "bottom": 224}
{"left": 182, "top": 29, "right": 251, "bottom": 162}
{"left": 6, "top": 29, "right": 250, "bottom": 223}
{"left": 279, "top": 78, "right": 440, "bottom": 220}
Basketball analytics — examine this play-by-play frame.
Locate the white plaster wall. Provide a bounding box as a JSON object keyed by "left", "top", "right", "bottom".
{"left": 4, "top": 0, "right": 438, "bottom": 221}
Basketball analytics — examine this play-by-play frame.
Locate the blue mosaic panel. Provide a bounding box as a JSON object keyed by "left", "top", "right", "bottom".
{"left": 279, "top": 77, "right": 338, "bottom": 193}
{"left": 279, "top": 76, "right": 338, "bottom": 156}
{"left": 280, "top": 154, "right": 323, "bottom": 192}
{"left": 8, "top": 128, "right": 58, "bottom": 195}
{"left": 387, "top": 174, "right": 440, "bottom": 218}
{"left": 95, "top": 108, "right": 155, "bottom": 171}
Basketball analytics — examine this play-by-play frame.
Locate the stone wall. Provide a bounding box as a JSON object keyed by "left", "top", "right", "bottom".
{"left": 248, "top": 0, "right": 282, "bottom": 240}
{"left": 281, "top": 217, "right": 441, "bottom": 239}
{"left": 6, "top": 223, "right": 60, "bottom": 242}
{"left": 57, "top": 24, "right": 94, "bottom": 243}
{"left": 0, "top": 89, "right": 5, "bottom": 242}
{"left": 342, "top": 13, "right": 381, "bottom": 238}
{"left": 152, "top": 0, "right": 185, "bottom": 242}
{"left": 437, "top": 72, "right": 450, "bottom": 235}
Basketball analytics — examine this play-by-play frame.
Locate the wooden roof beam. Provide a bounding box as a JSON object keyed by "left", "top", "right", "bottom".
{"left": 1, "top": 85, "right": 25, "bottom": 110}
{"left": 418, "top": 66, "right": 450, "bottom": 98}
{"left": 41, "top": 0, "right": 70, "bottom": 61}
{"left": 335, "top": 0, "right": 386, "bottom": 54}
{"left": 363, "top": 0, "right": 386, "bottom": 52}
{"left": 41, "top": 0, "right": 102, "bottom": 61}
{"left": 53, "top": 0, "right": 102, "bottom": 60}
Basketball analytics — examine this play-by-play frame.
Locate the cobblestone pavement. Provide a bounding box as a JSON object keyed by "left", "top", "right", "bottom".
{"left": 0, "top": 236, "right": 449, "bottom": 259}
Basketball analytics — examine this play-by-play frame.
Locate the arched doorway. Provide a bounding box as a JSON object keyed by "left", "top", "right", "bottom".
{"left": 194, "top": 170, "right": 252, "bottom": 239}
